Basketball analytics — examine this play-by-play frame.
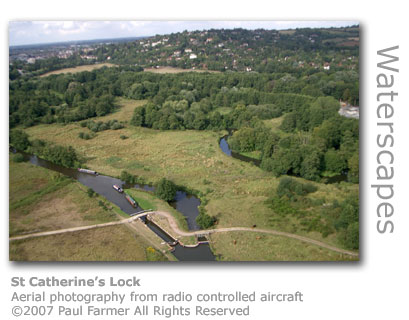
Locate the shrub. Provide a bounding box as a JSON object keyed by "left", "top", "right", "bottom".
{"left": 196, "top": 212, "right": 216, "bottom": 229}
{"left": 87, "top": 188, "right": 95, "bottom": 198}
{"left": 120, "top": 170, "right": 145, "bottom": 185}
{"left": 12, "top": 153, "right": 25, "bottom": 163}
{"left": 120, "top": 135, "right": 127, "bottom": 140}
{"left": 344, "top": 222, "right": 359, "bottom": 249}
{"left": 10, "top": 129, "right": 30, "bottom": 151}
{"left": 146, "top": 247, "right": 166, "bottom": 261}
{"left": 267, "top": 196, "right": 298, "bottom": 216}
{"left": 155, "top": 178, "right": 177, "bottom": 201}
{"left": 276, "top": 176, "right": 317, "bottom": 199}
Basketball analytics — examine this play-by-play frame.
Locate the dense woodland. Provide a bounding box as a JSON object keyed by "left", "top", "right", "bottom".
{"left": 9, "top": 27, "right": 359, "bottom": 249}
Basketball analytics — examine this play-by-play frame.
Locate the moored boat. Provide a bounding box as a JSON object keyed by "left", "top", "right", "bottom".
{"left": 125, "top": 194, "right": 138, "bottom": 207}
{"left": 78, "top": 168, "right": 98, "bottom": 175}
{"left": 113, "top": 184, "right": 123, "bottom": 193}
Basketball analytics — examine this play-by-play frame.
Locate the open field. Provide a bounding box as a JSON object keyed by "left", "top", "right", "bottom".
{"left": 9, "top": 158, "right": 118, "bottom": 237}
{"left": 94, "top": 98, "right": 146, "bottom": 123}
{"left": 40, "top": 63, "right": 117, "bottom": 77}
{"left": 24, "top": 99, "right": 359, "bottom": 258}
{"left": 210, "top": 232, "right": 358, "bottom": 261}
{"left": 9, "top": 224, "right": 165, "bottom": 261}
{"left": 144, "top": 66, "right": 220, "bottom": 74}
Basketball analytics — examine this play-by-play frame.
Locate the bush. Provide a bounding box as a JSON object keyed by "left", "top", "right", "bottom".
{"left": 276, "top": 177, "right": 317, "bottom": 199}
{"left": 10, "top": 129, "right": 30, "bottom": 151}
{"left": 120, "top": 170, "right": 145, "bottom": 185}
{"left": 344, "top": 222, "right": 359, "bottom": 249}
{"left": 146, "top": 247, "right": 166, "bottom": 261}
{"left": 33, "top": 143, "right": 80, "bottom": 168}
{"left": 120, "top": 135, "right": 128, "bottom": 140}
{"left": 87, "top": 188, "right": 95, "bottom": 198}
{"left": 79, "top": 132, "right": 92, "bottom": 140}
{"left": 196, "top": 212, "right": 216, "bottom": 229}
{"left": 267, "top": 197, "right": 299, "bottom": 216}
{"left": 155, "top": 178, "right": 177, "bottom": 202}
{"left": 12, "top": 153, "right": 25, "bottom": 163}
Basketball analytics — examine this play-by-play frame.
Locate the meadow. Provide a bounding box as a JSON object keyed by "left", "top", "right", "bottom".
{"left": 210, "top": 232, "right": 358, "bottom": 261}
{"left": 9, "top": 158, "right": 119, "bottom": 237}
{"left": 9, "top": 224, "right": 165, "bottom": 261}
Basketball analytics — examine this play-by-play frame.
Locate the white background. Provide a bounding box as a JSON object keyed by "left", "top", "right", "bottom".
{"left": 1, "top": 1, "right": 408, "bottom": 319}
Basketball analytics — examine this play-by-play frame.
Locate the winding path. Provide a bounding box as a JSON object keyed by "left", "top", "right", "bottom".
{"left": 9, "top": 211, "right": 358, "bottom": 257}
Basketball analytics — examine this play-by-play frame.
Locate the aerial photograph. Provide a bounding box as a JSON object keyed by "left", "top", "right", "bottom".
{"left": 8, "top": 21, "right": 359, "bottom": 261}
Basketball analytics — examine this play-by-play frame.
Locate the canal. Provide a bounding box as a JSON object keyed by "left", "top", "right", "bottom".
{"left": 15, "top": 151, "right": 215, "bottom": 261}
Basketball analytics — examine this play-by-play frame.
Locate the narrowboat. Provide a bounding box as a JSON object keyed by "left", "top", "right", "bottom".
{"left": 78, "top": 168, "right": 98, "bottom": 175}
{"left": 125, "top": 194, "right": 138, "bottom": 208}
{"left": 112, "top": 184, "right": 123, "bottom": 193}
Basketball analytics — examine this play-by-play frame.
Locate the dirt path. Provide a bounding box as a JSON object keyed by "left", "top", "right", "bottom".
{"left": 9, "top": 210, "right": 358, "bottom": 257}
{"left": 9, "top": 212, "right": 151, "bottom": 241}
{"left": 153, "top": 211, "right": 358, "bottom": 257}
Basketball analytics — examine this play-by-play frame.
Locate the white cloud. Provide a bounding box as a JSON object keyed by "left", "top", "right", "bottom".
{"left": 9, "top": 20, "right": 358, "bottom": 46}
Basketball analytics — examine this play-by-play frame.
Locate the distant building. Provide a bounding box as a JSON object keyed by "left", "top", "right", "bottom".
{"left": 189, "top": 53, "right": 197, "bottom": 60}
{"left": 339, "top": 101, "right": 359, "bottom": 119}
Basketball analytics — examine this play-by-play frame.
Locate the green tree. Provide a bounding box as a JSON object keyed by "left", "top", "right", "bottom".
{"left": 324, "top": 149, "right": 347, "bottom": 175}
{"left": 155, "top": 178, "right": 177, "bottom": 202}
{"left": 344, "top": 222, "right": 359, "bottom": 249}
{"left": 196, "top": 212, "right": 216, "bottom": 229}
{"left": 9, "top": 130, "right": 30, "bottom": 151}
{"left": 280, "top": 112, "right": 297, "bottom": 132}
{"left": 347, "top": 153, "right": 359, "bottom": 183}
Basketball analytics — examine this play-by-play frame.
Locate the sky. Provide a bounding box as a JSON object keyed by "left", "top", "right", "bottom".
{"left": 9, "top": 21, "right": 358, "bottom": 46}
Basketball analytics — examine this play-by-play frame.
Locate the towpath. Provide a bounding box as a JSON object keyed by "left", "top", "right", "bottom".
{"left": 10, "top": 210, "right": 358, "bottom": 257}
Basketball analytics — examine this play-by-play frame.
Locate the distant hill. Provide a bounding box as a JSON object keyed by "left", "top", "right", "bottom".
{"left": 10, "top": 26, "right": 359, "bottom": 76}
{"left": 92, "top": 26, "right": 359, "bottom": 72}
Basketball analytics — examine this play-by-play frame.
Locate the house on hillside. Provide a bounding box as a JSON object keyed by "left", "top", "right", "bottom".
{"left": 339, "top": 101, "right": 359, "bottom": 119}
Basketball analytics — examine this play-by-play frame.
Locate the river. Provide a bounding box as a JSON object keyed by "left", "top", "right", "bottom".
{"left": 219, "top": 135, "right": 347, "bottom": 183}
{"left": 15, "top": 151, "right": 215, "bottom": 261}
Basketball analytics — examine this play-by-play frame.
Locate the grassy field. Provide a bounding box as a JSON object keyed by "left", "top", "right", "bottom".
{"left": 9, "top": 158, "right": 119, "bottom": 237}
{"left": 40, "top": 63, "right": 117, "bottom": 77}
{"left": 95, "top": 97, "right": 146, "bottom": 123}
{"left": 9, "top": 225, "right": 166, "bottom": 261}
{"left": 144, "top": 66, "right": 220, "bottom": 74}
{"left": 24, "top": 98, "right": 359, "bottom": 259}
{"left": 210, "top": 232, "right": 358, "bottom": 261}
